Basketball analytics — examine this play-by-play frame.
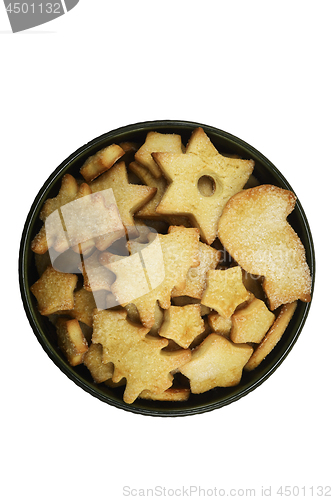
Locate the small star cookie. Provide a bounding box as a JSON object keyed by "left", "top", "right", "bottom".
{"left": 180, "top": 333, "right": 253, "bottom": 393}
{"left": 201, "top": 267, "right": 250, "bottom": 318}
{"left": 158, "top": 304, "right": 205, "bottom": 348}
{"left": 30, "top": 266, "right": 78, "bottom": 315}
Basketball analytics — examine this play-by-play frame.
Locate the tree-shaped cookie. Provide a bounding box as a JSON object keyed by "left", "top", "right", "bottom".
{"left": 92, "top": 309, "right": 191, "bottom": 403}
{"left": 153, "top": 127, "right": 254, "bottom": 244}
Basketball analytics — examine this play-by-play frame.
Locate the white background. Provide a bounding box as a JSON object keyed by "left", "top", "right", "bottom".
{"left": 1, "top": 1, "right": 332, "bottom": 499}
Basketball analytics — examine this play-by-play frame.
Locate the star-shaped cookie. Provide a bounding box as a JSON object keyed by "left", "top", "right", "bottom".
{"left": 153, "top": 127, "right": 254, "bottom": 244}
{"left": 201, "top": 267, "right": 250, "bottom": 318}
{"left": 30, "top": 265, "right": 78, "bottom": 315}
{"left": 158, "top": 304, "right": 205, "bottom": 348}
{"left": 180, "top": 333, "right": 253, "bottom": 393}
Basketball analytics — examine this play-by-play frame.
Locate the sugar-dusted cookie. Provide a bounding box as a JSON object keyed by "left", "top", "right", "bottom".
{"left": 92, "top": 309, "right": 191, "bottom": 403}
{"left": 158, "top": 304, "right": 205, "bottom": 349}
{"left": 230, "top": 297, "right": 276, "bottom": 344}
{"left": 153, "top": 127, "right": 254, "bottom": 244}
{"left": 180, "top": 333, "right": 253, "bottom": 393}
{"left": 30, "top": 266, "right": 78, "bottom": 315}
{"left": 135, "top": 131, "right": 184, "bottom": 178}
{"left": 245, "top": 301, "right": 297, "bottom": 371}
{"left": 80, "top": 144, "right": 125, "bottom": 182}
{"left": 218, "top": 185, "right": 312, "bottom": 310}
{"left": 201, "top": 267, "right": 250, "bottom": 318}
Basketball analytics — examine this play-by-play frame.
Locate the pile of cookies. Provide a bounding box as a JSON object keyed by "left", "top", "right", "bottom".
{"left": 30, "top": 127, "right": 312, "bottom": 404}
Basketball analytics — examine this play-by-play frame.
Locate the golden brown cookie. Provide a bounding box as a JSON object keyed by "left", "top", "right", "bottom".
{"left": 80, "top": 144, "right": 125, "bottom": 182}
{"left": 158, "top": 304, "right": 205, "bottom": 348}
{"left": 30, "top": 266, "right": 78, "bottom": 315}
{"left": 230, "top": 297, "right": 276, "bottom": 344}
{"left": 56, "top": 318, "right": 88, "bottom": 366}
{"left": 92, "top": 309, "right": 191, "bottom": 403}
{"left": 180, "top": 333, "right": 253, "bottom": 393}
{"left": 201, "top": 267, "right": 250, "bottom": 318}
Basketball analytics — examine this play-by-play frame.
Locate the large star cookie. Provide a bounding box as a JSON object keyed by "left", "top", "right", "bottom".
{"left": 153, "top": 127, "right": 254, "bottom": 244}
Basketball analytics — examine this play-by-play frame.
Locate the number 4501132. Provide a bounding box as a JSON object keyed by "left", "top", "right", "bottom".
{"left": 6, "top": 3, "right": 61, "bottom": 14}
